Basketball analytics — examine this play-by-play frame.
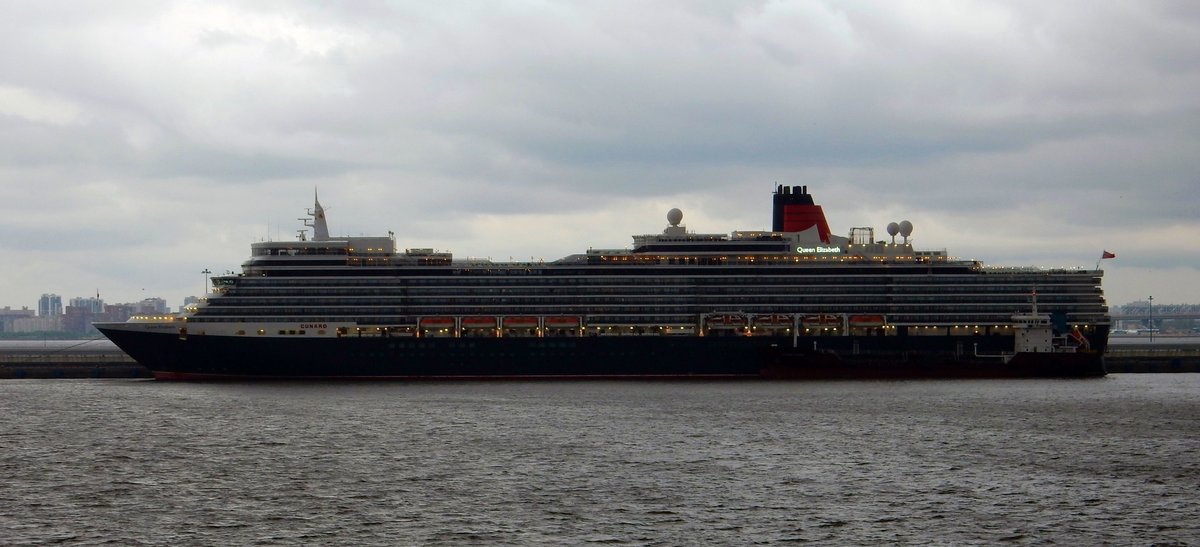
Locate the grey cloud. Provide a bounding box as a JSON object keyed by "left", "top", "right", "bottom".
{"left": 1, "top": 1, "right": 1198, "bottom": 307}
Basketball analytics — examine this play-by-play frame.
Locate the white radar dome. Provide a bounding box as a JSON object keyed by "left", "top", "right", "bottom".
{"left": 886, "top": 222, "right": 900, "bottom": 237}
{"left": 667, "top": 208, "right": 683, "bottom": 226}
{"left": 899, "top": 220, "right": 913, "bottom": 238}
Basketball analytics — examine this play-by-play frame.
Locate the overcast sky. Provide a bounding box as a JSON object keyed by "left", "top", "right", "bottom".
{"left": 2, "top": 1, "right": 1197, "bottom": 311}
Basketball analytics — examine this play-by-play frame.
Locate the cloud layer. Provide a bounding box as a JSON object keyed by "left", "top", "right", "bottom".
{"left": 2, "top": 1, "right": 1197, "bottom": 308}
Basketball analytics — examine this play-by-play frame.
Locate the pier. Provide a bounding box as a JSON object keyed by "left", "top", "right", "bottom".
{"left": 1104, "top": 338, "right": 1200, "bottom": 373}
{"left": 0, "top": 340, "right": 150, "bottom": 379}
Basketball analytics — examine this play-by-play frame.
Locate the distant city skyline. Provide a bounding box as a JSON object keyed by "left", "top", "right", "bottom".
{"left": 7, "top": 294, "right": 181, "bottom": 314}
{"left": 0, "top": 294, "right": 170, "bottom": 335}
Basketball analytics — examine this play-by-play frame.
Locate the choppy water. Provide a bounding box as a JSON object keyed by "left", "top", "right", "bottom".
{"left": 2, "top": 376, "right": 1198, "bottom": 546}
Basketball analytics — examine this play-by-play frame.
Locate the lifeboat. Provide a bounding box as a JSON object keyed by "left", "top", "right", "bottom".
{"left": 419, "top": 317, "right": 455, "bottom": 327}
{"left": 802, "top": 314, "right": 842, "bottom": 328}
{"left": 706, "top": 313, "right": 748, "bottom": 328}
{"left": 461, "top": 316, "right": 498, "bottom": 328}
{"left": 848, "top": 314, "right": 886, "bottom": 328}
{"left": 460, "top": 316, "right": 498, "bottom": 337}
{"left": 753, "top": 314, "right": 792, "bottom": 326}
{"left": 503, "top": 316, "right": 540, "bottom": 328}
{"left": 418, "top": 316, "right": 456, "bottom": 337}
{"left": 544, "top": 316, "right": 581, "bottom": 327}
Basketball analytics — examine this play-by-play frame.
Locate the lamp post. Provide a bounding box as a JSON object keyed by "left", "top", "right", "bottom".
{"left": 202, "top": 268, "right": 212, "bottom": 296}
{"left": 1148, "top": 295, "right": 1154, "bottom": 343}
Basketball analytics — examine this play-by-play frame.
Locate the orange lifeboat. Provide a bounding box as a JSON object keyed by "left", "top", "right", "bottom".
{"left": 544, "top": 316, "right": 581, "bottom": 327}
{"left": 419, "top": 317, "right": 455, "bottom": 328}
{"left": 502, "top": 316, "right": 540, "bottom": 328}
{"left": 418, "top": 316, "right": 456, "bottom": 337}
{"left": 848, "top": 314, "right": 886, "bottom": 328}
{"left": 461, "top": 316, "right": 498, "bottom": 328}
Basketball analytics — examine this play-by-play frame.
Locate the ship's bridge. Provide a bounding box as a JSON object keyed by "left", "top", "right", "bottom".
{"left": 253, "top": 240, "right": 344, "bottom": 257}
{"left": 248, "top": 236, "right": 395, "bottom": 257}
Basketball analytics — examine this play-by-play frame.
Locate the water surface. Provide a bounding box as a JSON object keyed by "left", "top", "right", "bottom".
{"left": 2, "top": 375, "right": 1198, "bottom": 545}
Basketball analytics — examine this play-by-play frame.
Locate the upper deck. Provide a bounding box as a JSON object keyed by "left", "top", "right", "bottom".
{"left": 240, "top": 185, "right": 951, "bottom": 275}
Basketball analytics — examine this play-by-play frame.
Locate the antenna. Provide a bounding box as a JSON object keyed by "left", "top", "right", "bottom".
{"left": 201, "top": 269, "right": 212, "bottom": 296}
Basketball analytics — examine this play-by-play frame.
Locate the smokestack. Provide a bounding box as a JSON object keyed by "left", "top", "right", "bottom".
{"left": 771, "top": 186, "right": 831, "bottom": 242}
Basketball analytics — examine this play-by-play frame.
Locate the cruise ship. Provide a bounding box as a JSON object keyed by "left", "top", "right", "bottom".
{"left": 96, "top": 186, "right": 1108, "bottom": 380}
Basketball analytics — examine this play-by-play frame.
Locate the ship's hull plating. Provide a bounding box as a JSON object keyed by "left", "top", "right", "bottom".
{"left": 97, "top": 326, "right": 1106, "bottom": 381}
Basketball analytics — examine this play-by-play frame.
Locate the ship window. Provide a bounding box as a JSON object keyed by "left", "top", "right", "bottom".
{"left": 258, "top": 329, "right": 266, "bottom": 335}
{"left": 279, "top": 330, "right": 287, "bottom": 335}
{"left": 298, "top": 330, "right": 306, "bottom": 335}
{"left": 236, "top": 330, "right": 246, "bottom": 335}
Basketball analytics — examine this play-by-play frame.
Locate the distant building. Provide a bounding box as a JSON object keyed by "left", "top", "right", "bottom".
{"left": 135, "top": 297, "right": 168, "bottom": 315}
{"left": 38, "top": 294, "right": 62, "bottom": 317}
{"left": 101, "top": 303, "right": 135, "bottom": 323}
{"left": 69, "top": 296, "right": 105, "bottom": 314}
{"left": 0, "top": 306, "right": 36, "bottom": 332}
{"left": 56, "top": 299, "right": 151, "bottom": 333}
{"left": 63, "top": 305, "right": 93, "bottom": 334}
{"left": 11, "top": 314, "right": 63, "bottom": 333}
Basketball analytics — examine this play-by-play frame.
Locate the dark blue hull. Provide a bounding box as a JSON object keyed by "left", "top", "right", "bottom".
{"left": 97, "top": 327, "right": 1106, "bottom": 380}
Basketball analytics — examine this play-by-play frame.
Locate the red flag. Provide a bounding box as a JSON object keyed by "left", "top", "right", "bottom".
{"left": 1101, "top": 251, "right": 1116, "bottom": 259}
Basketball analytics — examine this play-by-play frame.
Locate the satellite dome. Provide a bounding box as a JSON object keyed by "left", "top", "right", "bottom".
{"left": 899, "top": 220, "right": 913, "bottom": 238}
{"left": 667, "top": 208, "right": 683, "bottom": 226}
{"left": 886, "top": 222, "right": 900, "bottom": 237}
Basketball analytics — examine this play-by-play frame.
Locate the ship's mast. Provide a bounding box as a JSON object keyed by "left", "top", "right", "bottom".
{"left": 301, "top": 189, "right": 331, "bottom": 241}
